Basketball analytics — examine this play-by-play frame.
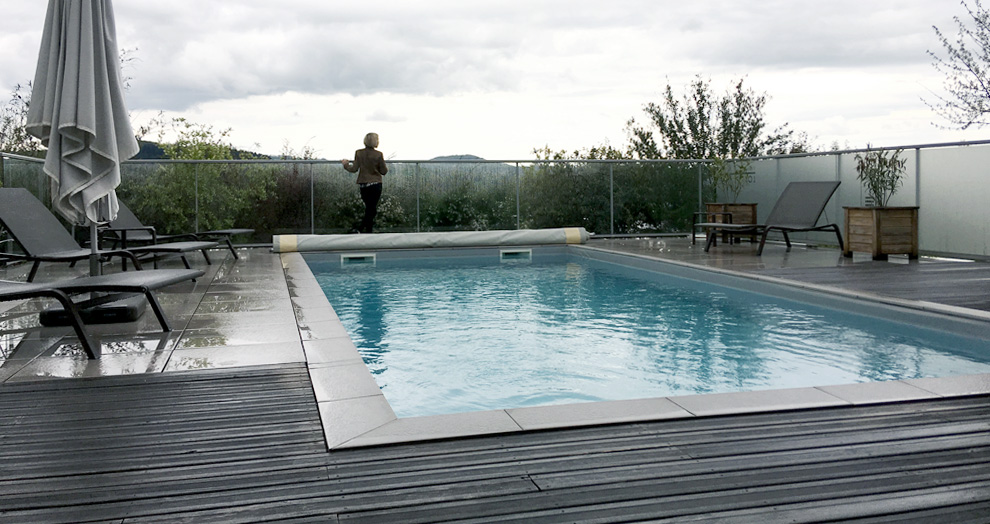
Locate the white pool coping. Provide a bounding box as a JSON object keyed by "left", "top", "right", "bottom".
{"left": 280, "top": 249, "right": 990, "bottom": 451}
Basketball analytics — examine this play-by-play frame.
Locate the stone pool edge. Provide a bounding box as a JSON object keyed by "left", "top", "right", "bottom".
{"left": 280, "top": 250, "right": 990, "bottom": 451}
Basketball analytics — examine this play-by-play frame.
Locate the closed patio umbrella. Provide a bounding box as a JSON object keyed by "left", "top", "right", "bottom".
{"left": 25, "top": 0, "right": 138, "bottom": 277}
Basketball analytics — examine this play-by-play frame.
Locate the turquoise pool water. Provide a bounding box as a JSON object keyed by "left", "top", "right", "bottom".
{"left": 308, "top": 252, "right": 990, "bottom": 418}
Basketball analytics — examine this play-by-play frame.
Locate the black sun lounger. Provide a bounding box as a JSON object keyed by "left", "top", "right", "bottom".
{"left": 694, "top": 181, "right": 844, "bottom": 255}
{"left": 105, "top": 200, "right": 254, "bottom": 260}
{"left": 0, "top": 268, "right": 203, "bottom": 359}
{"left": 0, "top": 188, "right": 218, "bottom": 280}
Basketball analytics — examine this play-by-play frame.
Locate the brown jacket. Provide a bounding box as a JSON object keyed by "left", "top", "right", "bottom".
{"left": 344, "top": 147, "right": 388, "bottom": 184}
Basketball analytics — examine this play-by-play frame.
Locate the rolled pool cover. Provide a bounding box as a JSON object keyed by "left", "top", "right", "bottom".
{"left": 272, "top": 227, "right": 589, "bottom": 253}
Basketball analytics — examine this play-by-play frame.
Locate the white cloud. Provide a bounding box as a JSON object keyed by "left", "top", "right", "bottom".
{"left": 368, "top": 109, "right": 407, "bottom": 123}
{"left": 3, "top": 0, "right": 988, "bottom": 159}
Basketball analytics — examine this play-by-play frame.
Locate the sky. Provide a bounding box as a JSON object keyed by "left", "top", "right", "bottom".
{"left": 1, "top": 0, "right": 987, "bottom": 160}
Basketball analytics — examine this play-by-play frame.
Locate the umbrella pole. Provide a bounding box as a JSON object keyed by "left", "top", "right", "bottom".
{"left": 89, "top": 222, "right": 101, "bottom": 277}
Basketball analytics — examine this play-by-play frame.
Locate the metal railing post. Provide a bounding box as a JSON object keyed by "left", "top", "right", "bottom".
{"left": 310, "top": 162, "right": 315, "bottom": 234}
{"left": 829, "top": 153, "right": 841, "bottom": 226}
{"left": 194, "top": 164, "right": 199, "bottom": 232}
{"left": 416, "top": 162, "right": 421, "bottom": 232}
{"left": 914, "top": 147, "right": 921, "bottom": 208}
{"left": 515, "top": 162, "right": 521, "bottom": 230}
{"left": 697, "top": 163, "right": 704, "bottom": 211}
{"left": 609, "top": 163, "right": 615, "bottom": 235}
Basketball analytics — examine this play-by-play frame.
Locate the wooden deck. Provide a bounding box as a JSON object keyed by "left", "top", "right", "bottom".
{"left": 756, "top": 261, "right": 990, "bottom": 312}
{"left": 2, "top": 363, "right": 989, "bottom": 523}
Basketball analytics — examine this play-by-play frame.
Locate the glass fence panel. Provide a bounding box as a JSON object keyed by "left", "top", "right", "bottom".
{"left": 6, "top": 142, "right": 990, "bottom": 257}
{"left": 198, "top": 162, "right": 270, "bottom": 243}
{"left": 612, "top": 162, "right": 702, "bottom": 234}
{"left": 0, "top": 159, "right": 49, "bottom": 256}
{"left": 117, "top": 162, "right": 201, "bottom": 239}
{"left": 310, "top": 162, "right": 351, "bottom": 234}
{"left": 748, "top": 155, "right": 845, "bottom": 247}
{"left": 918, "top": 144, "right": 990, "bottom": 257}
{"left": 518, "top": 161, "right": 612, "bottom": 233}
{"left": 310, "top": 162, "right": 428, "bottom": 234}
{"left": 385, "top": 162, "right": 425, "bottom": 232}
{"left": 243, "top": 161, "right": 313, "bottom": 238}
{"left": 0, "top": 158, "right": 48, "bottom": 201}
{"left": 410, "top": 161, "right": 518, "bottom": 232}
{"left": 741, "top": 157, "right": 780, "bottom": 219}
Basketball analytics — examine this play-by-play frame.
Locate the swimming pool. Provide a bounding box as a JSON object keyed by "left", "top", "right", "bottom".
{"left": 306, "top": 247, "right": 990, "bottom": 418}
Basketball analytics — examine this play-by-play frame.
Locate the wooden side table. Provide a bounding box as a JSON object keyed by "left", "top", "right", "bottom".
{"left": 705, "top": 203, "right": 758, "bottom": 244}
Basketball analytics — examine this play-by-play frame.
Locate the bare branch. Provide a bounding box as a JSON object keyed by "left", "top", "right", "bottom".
{"left": 926, "top": 0, "right": 990, "bottom": 129}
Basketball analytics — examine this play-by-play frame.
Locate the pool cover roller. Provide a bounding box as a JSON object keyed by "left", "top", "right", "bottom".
{"left": 272, "top": 227, "right": 589, "bottom": 253}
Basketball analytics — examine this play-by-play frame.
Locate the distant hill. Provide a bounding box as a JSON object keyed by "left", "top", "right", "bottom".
{"left": 134, "top": 140, "right": 164, "bottom": 159}
{"left": 417, "top": 154, "right": 518, "bottom": 178}
{"left": 133, "top": 140, "right": 271, "bottom": 160}
{"left": 430, "top": 154, "right": 485, "bottom": 161}
{"left": 132, "top": 146, "right": 491, "bottom": 163}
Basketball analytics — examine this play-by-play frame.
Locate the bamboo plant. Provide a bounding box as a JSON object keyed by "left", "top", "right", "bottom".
{"left": 854, "top": 147, "right": 907, "bottom": 207}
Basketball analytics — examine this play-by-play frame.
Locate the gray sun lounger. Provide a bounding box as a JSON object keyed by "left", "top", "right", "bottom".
{"left": 105, "top": 200, "right": 254, "bottom": 260}
{"left": 0, "top": 188, "right": 218, "bottom": 280}
{"left": 694, "top": 181, "right": 843, "bottom": 255}
{"left": 0, "top": 268, "right": 204, "bottom": 358}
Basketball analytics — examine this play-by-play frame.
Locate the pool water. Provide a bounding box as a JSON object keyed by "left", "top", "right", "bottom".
{"left": 310, "top": 253, "right": 990, "bottom": 418}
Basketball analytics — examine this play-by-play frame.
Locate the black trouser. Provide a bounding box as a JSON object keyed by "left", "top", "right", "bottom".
{"left": 359, "top": 183, "right": 383, "bottom": 233}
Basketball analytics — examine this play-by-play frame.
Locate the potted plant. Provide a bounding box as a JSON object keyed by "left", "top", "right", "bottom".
{"left": 703, "top": 157, "right": 757, "bottom": 243}
{"left": 843, "top": 147, "right": 919, "bottom": 259}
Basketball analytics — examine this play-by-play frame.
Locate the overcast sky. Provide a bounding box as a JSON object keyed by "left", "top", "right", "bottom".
{"left": 1, "top": 0, "right": 986, "bottom": 159}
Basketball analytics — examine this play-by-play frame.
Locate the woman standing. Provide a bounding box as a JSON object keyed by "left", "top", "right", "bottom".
{"left": 341, "top": 132, "right": 388, "bottom": 233}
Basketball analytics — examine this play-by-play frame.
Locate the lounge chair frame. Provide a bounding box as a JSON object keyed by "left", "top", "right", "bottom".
{"left": 105, "top": 201, "right": 254, "bottom": 260}
{"left": 694, "top": 181, "right": 844, "bottom": 255}
{"left": 0, "top": 188, "right": 218, "bottom": 279}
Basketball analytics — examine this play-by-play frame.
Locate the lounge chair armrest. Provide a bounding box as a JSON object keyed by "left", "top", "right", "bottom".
{"left": 97, "top": 249, "right": 144, "bottom": 271}
{"left": 101, "top": 225, "right": 157, "bottom": 248}
{"left": 103, "top": 226, "right": 202, "bottom": 244}
{"left": 102, "top": 225, "right": 155, "bottom": 233}
{"left": 102, "top": 225, "right": 156, "bottom": 236}
{"left": 0, "top": 252, "right": 28, "bottom": 263}
{"left": 160, "top": 232, "right": 202, "bottom": 242}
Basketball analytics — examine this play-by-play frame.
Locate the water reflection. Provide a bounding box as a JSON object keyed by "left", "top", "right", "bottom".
{"left": 354, "top": 279, "right": 386, "bottom": 367}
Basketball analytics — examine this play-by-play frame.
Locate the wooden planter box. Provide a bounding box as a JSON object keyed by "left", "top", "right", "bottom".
{"left": 705, "top": 203, "right": 757, "bottom": 243}
{"left": 843, "top": 206, "right": 919, "bottom": 260}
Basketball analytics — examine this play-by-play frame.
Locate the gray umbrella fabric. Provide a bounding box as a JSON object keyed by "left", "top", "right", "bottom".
{"left": 26, "top": 0, "right": 138, "bottom": 228}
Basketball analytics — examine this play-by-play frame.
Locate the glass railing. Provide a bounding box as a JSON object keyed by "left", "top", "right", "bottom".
{"left": 4, "top": 139, "right": 990, "bottom": 258}
{"left": 18, "top": 158, "right": 710, "bottom": 241}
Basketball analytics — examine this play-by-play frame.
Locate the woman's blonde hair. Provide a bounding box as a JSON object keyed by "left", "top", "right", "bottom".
{"left": 363, "top": 132, "right": 379, "bottom": 148}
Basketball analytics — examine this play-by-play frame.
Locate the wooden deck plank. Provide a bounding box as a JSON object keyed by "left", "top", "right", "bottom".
{"left": 756, "top": 261, "right": 990, "bottom": 311}
{"left": 2, "top": 363, "right": 989, "bottom": 522}
{"left": 0, "top": 455, "right": 333, "bottom": 495}
{"left": 326, "top": 399, "right": 990, "bottom": 476}
{"left": 335, "top": 476, "right": 990, "bottom": 524}
{"left": 676, "top": 484, "right": 990, "bottom": 524}
{"left": 2, "top": 466, "right": 333, "bottom": 511}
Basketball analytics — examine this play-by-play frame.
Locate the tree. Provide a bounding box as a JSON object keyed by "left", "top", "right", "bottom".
{"left": 532, "top": 141, "right": 629, "bottom": 161}
{"left": 143, "top": 116, "right": 236, "bottom": 161}
{"left": 928, "top": 0, "right": 990, "bottom": 129}
{"left": 121, "top": 115, "right": 271, "bottom": 234}
{"left": 527, "top": 143, "right": 697, "bottom": 234}
{"left": 0, "top": 83, "right": 42, "bottom": 155}
{"left": 626, "top": 76, "right": 803, "bottom": 160}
